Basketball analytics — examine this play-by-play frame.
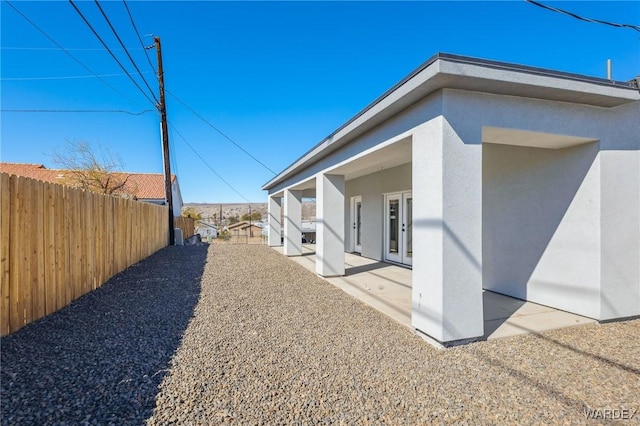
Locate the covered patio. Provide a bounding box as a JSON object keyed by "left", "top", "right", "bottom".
{"left": 272, "top": 245, "right": 596, "bottom": 347}
{"left": 263, "top": 53, "right": 640, "bottom": 346}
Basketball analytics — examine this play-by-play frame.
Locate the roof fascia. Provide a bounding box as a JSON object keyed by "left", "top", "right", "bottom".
{"left": 262, "top": 53, "right": 639, "bottom": 191}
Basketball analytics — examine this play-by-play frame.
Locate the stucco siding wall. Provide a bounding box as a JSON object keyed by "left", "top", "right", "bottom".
{"left": 445, "top": 89, "right": 639, "bottom": 321}
{"left": 600, "top": 150, "right": 640, "bottom": 320}
{"left": 599, "top": 101, "right": 640, "bottom": 320}
{"left": 482, "top": 142, "right": 601, "bottom": 318}
{"left": 344, "top": 163, "right": 412, "bottom": 260}
{"left": 441, "top": 88, "right": 611, "bottom": 143}
{"left": 441, "top": 118, "right": 484, "bottom": 340}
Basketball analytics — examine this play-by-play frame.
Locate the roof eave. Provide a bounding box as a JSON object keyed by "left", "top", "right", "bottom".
{"left": 263, "top": 53, "right": 639, "bottom": 191}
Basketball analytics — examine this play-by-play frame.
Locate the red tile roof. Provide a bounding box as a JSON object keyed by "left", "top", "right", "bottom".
{"left": 0, "top": 162, "right": 175, "bottom": 201}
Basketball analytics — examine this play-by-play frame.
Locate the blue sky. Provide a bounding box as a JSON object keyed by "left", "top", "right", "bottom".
{"left": 2, "top": 1, "right": 638, "bottom": 203}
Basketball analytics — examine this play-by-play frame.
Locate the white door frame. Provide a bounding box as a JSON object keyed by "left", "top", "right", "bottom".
{"left": 384, "top": 191, "right": 412, "bottom": 266}
{"left": 351, "top": 196, "right": 362, "bottom": 253}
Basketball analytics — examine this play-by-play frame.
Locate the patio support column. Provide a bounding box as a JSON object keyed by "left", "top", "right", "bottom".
{"left": 316, "top": 173, "right": 345, "bottom": 277}
{"left": 411, "top": 117, "right": 484, "bottom": 344}
{"left": 268, "top": 195, "right": 282, "bottom": 246}
{"left": 284, "top": 189, "right": 302, "bottom": 256}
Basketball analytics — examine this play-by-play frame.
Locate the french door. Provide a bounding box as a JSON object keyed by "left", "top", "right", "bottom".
{"left": 385, "top": 192, "right": 412, "bottom": 266}
{"left": 351, "top": 196, "right": 362, "bottom": 253}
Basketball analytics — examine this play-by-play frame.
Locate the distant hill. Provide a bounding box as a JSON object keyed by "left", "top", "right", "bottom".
{"left": 183, "top": 202, "right": 316, "bottom": 222}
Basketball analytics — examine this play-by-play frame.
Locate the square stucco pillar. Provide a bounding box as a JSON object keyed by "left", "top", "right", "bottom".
{"left": 411, "top": 117, "right": 484, "bottom": 344}
{"left": 316, "top": 174, "right": 345, "bottom": 277}
{"left": 268, "top": 195, "right": 282, "bottom": 247}
{"left": 284, "top": 189, "right": 302, "bottom": 256}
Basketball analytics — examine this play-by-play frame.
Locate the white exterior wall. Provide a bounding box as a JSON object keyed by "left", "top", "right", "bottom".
{"left": 445, "top": 89, "right": 639, "bottom": 321}
{"left": 344, "top": 163, "right": 412, "bottom": 261}
{"left": 268, "top": 195, "right": 282, "bottom": 246}
{"left": 411, "top": 116, "right": 484, "bottom": 342}
{"left": 172, "top": 181, "right": 183, "bottom": 218}
{"left": 284, "top": 189, "right": 302, "bottom": 256}
{"left": 482, "top": 142, "right": 601, "bottom": 318}
{"left": 316, "top": 174, "right": 345, "bottom": 276}
{"left": 599, "top": 101, "right": 640, "bottom": 320}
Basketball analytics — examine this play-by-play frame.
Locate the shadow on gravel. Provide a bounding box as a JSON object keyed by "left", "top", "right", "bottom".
{"left": 1, "top": 245, "right": 208, "bottom": 425}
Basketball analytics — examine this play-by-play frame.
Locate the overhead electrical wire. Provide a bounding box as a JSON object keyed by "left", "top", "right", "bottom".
{"left": 1, "top": 46, "right": 147, "bottom": 51}
{"left": 169, "top": 122, "right": 252, "bottom": 203}
{"left": 122, "top": 0, "right": 156, "bottom": 74}
{"left": 1, "top": 71, "right": 154, "bottom": 81}
{"left": 525, "top": 0, "right": 640, "bottom": 32}
{"left": 68, "top": 0, "right": 158, "bottom": 107}
{"left": 1, "top": 109, "right": 154, "bottom": 115}
{"left": 3, "top": 0, "right": 141, "bottom": 106}
{"left": 93, "top": 0, "right": 159, "bottom": 105}
{"left": 167, "top": 90, "right": 277, "bottom": 175}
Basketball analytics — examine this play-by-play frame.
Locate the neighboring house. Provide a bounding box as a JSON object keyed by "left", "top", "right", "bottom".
{"left": 195, "top": 221, "right": 218, "bottom": 239}
{"left": 0, "top": 162, "right": 184, "bottom": 217}
{"left": 227, "top": 221, "right": 262, "bottom": 238}
{"left": 262, "top": 53, "right": 640, "bottom": 346}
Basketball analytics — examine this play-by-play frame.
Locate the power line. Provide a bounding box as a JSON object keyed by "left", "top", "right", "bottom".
{"left": 122, "top": 0, "right": 156, "bottom": 74}
{"left": 167, "top": 90, "right": 277, "bottom": 175}
{"left": 1, "top": 108, "right": 155, "bottom": 115}
{"left": 170, "top": 122, "right": 252, "bottom": 203}
{"left": 1, "top": 46, "right": 147, "bottom": 51}
{"left": 3, "top": 0, "right": 141, "bottom": 106}
{"left": 1, "top": 71, "right": 154, "bottom": 81}
{"left": 68, "top": 0, "right": 158, "bottom": 107}
{"left": 93, "top": 0, "right": 159, "bottom": 105}
{"left": 525, "top": 0, "right": 640, "bottom": 32}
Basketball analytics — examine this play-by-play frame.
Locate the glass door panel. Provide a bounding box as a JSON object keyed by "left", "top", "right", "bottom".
{"left": 385, "top": 194, "right": 402, "bottom": 263}
{"left": 404, "top": 195, "right": 413, "bottom": 266}
{"left": 356, "top": 201, "right": 362, "bottom": 247}
{"left": 385, "top": 192, "right": 411, "bottom": 265}
{"left": 352, "top": 196, "right": 362, "bottom": 253}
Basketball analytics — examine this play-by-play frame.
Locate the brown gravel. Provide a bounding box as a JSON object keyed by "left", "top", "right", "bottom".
{"left": 147, "top": 244, "right": 640, "bottom": 425}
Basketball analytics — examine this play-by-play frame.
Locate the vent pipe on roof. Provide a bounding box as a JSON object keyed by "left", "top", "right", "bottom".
{"left": 607, "top": 59, "right": 612, "bottom": 80}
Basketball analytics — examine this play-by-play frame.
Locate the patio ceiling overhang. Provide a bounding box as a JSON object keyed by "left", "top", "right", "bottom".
{"left": 267, "top": 137, "right": 412, "bottom": 198}
{"left": 482, "top": 127, "right": 599, "bottom": 149}
{"left": 263, "top": 52, "right": 639, "bottom": 194}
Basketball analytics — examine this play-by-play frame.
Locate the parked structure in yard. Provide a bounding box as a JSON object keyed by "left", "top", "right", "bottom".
{"left": 0, "top": 163, "right": 184, "bottom": 217}
{"left": 263, "top": 53, "right": 640, "bottom": 345}
{"left": 195, "top": 221, "right": 218, "bottom": 239}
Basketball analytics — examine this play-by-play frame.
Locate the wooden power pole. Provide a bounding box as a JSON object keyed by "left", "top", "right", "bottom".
{"left": 155, "top": 36, "right": 175, "bottom": 245}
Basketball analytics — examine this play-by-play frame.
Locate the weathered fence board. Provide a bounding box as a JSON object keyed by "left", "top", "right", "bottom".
{"left": 1, "top": 173, "right": 10, "bottom": 335}
{"left": 0, "top": 173, "right": 169, "bottom": 336}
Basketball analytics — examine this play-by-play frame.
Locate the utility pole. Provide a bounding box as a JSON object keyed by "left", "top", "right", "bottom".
{"left": 155, "top": 36, "right": 175, "bottom": 245}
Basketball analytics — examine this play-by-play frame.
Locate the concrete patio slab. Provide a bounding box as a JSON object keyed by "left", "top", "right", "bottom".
{"left": 273, "top": 245, "right": 596, "bottom": 342}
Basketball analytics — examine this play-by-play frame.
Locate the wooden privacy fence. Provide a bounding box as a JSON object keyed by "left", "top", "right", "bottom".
{"left": 174, "top": 216, "right": 194, "bottom": 240}
{"left": 0, "top": 173, "right": 169, "bottom": 336}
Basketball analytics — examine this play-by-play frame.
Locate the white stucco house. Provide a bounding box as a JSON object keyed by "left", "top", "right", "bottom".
{"left": 263, "top": 53, "right": 640, "bottom": 346}
{"left": 195, "top": 221, "right": 218, "bottom": 239}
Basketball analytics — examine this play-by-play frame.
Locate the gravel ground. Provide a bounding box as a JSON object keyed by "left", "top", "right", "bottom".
{"left": 2, "top": 244, "right": 639, "bottom": 425}
{"left": 1, "top": 245, "right": 208, "bottom": 425}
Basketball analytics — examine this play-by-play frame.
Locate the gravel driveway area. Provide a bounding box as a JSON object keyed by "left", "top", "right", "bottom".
{"left": 3, "top": 244, "right": 639, "bottom": 424}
